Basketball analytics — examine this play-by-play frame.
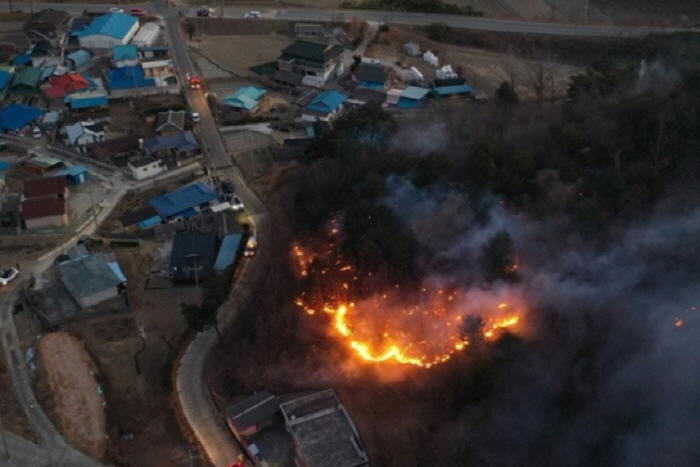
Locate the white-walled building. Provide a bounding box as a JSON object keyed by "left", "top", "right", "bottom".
{"left": 127, "top": 156, "right": 164, "bottom": 180}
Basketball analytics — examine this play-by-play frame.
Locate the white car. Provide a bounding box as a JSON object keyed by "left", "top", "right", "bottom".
{"left": 191, "top": 112, "right": 201, "bottom": 123}
{"left": 110, "top": 7, "right": 124, "bottom": 13}
{"left": 245, "top": 11, "right": 261, "bottom": 18}
{"left": 0, "top": 268, "right": 19, "bottom": 286}
{"left": 231, "top": 196, "right": 244, "bottom": 211}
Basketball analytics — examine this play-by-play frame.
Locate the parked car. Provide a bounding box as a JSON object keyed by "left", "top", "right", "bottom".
{"left": 197, "top": 6, "right": 212, "bottom": 16}
{"left": 245, "top": 11, "right": 261, "bottom": 18}
{"left": 231, "top": 196, "right": 244, "bottom": 211}
{"left": 32, "top": 127, "right": 41, "bottom": 138}
{"left": 191, "top": 112, "right": 201, "bottom": 123}
{"left": 129, "top": 7, "right": 148, "bottom": 16}
{"left": 244, "top": 236, "right": 258, "bottom": 257}
{"left": 0, "top": 267, "right": 19, "bottom": 286}
{"left": 110, "top": 7, "right": 124, "bottom": 13}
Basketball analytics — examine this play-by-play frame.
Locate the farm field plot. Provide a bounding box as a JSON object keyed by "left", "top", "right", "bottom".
{"left": 194, "top": 35, "right": 294, "bottom": 77}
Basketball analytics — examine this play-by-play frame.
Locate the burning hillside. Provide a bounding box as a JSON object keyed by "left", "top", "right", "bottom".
{"left": 292, "top": 224, "right": 524, "bottom": 368}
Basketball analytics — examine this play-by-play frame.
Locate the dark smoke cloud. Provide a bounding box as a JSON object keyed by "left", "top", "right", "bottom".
{"left": 381, "top": 170, "right": 700, "bottom": 466}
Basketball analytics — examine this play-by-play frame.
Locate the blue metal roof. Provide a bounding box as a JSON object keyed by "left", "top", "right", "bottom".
{"left": 138, "top": 215, "right": 162, "bottom": 229}
{"left": 66, "top": 92, "right": 109, "bottom": 110}
{"left": 0, "top": 104, "right": 44, "bottom": 131}
{"left": 433, "top": 84, "right": 473, "bottom": 96}
{"left": 12, "top": 53, "right": 31, "bottom": 66}
{"left": 359, "top": 81, "right": 385, "bottom": 91}
{"left": 397, "top": 98, "right": 423, "bottom": 109}
{"left": 0, "top": 71, "right": 11, "bottom": 89}
{"left": 107, "top": 261, "right": 127, "bottom": 282}
{"left": 222, "top": 85, "right": 266, "bottom": 110}
{"left": 149, "top": 182, "right": 218, "bottom": 218}
{"left": 80, "top": 13, "right": 138, "bottom": 40}
{"left": 214, "top": 233, "right": 243, "bottom": 271}
{"left": 307, "top": 90, "right": 348, "bottom": 113}
{"left": 55, "top": 165, "right": 89, "bottom": 177}
{"left": 66, "top": 50, "right": 91, "bottom": 68}
{"left": 0, "top": 160, "right": 9, "bottom": 171}
{"left": 144, "top": 131, "right": 200, "bottom": 155}
{"left": 40, "top": 64, "right": 57, "bottom": 80}
{"left": 70, "top": 17, "right": 88, "bottom": 35}
{"left": 401, "top": 86, "right": 430, "bottom": 100}
{"left": 113, "top": 44, "right": 138, "bottom": 61}
{"left": 108, "top": 65, "right": 155, "bottom": 90}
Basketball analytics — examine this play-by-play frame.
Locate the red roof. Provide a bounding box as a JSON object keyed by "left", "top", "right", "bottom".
{"left": 49, "top": 72, "right": 90, "bottom": 94}
{"left": 43, "top": 84, "right": 66, "bottom": 99}
{"left": 21, "top": 197, "right": 66, "bottom": 219}
{"left": 23, "top": 175, "right": 66, "bottom": 198}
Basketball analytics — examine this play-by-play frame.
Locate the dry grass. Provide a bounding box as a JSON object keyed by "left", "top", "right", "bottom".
{"left": 194, "top": 35, "right": 294, "bottom": 76}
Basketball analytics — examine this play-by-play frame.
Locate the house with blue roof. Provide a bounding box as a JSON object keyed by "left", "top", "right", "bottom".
{"left": 302, "top": 90, "right": 348, "bottom": 123}
{"left": 397, "top": 86, "right": 430, "bottom": 108}
{"left": 144, "top": 131, "right": 200, "bottom": 159}
{"left": 214, "top": 233, "right": 243, "bottom": 274}
{"left": 62, "top": 121, "right": 104, "bottom": 152}
{"left": 431, "top": 78, "right": 473, "bottom": 98}
{"left": 149, "top": 182, "right": 218, "bottom": 220}
{"left": 79, "top": 13, "right": 139, "bottom": 49}
{"left": 113, "top": 44, "right": 139, "bottom": 68}
{"left": 0, "top": 103, "right": 44, "bottom": 132}
{"left": 65, "top": 50, "right": 92, "bottom": 70}
{"left": 58, "top": 252, "right": 127, "bottom": 309}
{"left": 108, "top": 65, "right": 155, "bottom": 90}
{"left": 222, "top": 85, "right": 266, "bottom": 113}
{"left": 0, "top": 70, "right": 12, "bottom": 90}
{"left": 54, "top": 165, "right": 90, "bottom": 185}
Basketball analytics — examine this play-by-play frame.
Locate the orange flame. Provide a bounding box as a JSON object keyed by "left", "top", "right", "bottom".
{"left": 292, "top": 240, "right": 524, "bottom": 368}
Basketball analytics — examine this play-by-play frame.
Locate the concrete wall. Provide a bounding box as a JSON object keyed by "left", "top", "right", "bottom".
{"left": 25, "top": 213, "right": 69, "bottom": 229}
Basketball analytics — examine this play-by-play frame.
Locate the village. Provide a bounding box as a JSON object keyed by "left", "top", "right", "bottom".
{"left": 0, "top": 4, "right": 585, "bottom": 467}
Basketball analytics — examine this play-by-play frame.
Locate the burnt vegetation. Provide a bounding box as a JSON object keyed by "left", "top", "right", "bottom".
{"left": 208, "top": 33, "right": 700, "bottom": 467}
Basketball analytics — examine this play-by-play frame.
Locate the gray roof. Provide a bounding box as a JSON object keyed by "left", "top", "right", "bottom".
{"left": 280, "top": 390, "right": 368, "bottom": 467}
{"left": 227, "top": 391, "right": 280, "bottom": 432}
{"left": 59, "top": 253, "right": 126, "bottom": 300}
{"left": 357, "top": 64, "right": 386, "bottom": 84}
{"left": 280, "top": 40, "right": 344, "bottom": 63}
{"left": 155, "top": 109, "right": 185, "bottom": 132}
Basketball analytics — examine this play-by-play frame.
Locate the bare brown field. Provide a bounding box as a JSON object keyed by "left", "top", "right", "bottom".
{"left": 194, "top": 35, "right": 294, "bottom": 76}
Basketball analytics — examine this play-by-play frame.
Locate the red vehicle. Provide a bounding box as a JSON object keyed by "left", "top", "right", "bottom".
{"left": 188, "top": 74, "right": 202, "bottom": 90}
{"left": 130, "top": 7, "right": 148, "bottom": 16}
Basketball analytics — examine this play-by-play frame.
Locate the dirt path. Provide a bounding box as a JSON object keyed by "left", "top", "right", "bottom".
{"left": 38, "top": 332, "right": 107, "bottom": 459}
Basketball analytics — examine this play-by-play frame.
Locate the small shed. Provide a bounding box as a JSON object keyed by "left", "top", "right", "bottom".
{"left": 54, "top": 165, "right": 90, "bottom": 184}
{"left": 214, "top": 233, "right": 243, "bottom": 275}
{"left": 131, "top": 22, "right": 161, "bottom": 48}
{"left": 25, "top": 155, "right": 65, "bottom": 175}
{"left": 404, "top": 42, "right": 420, "bottom": 57}
{"left": 222, "top": 86, "right": 266, "bottom": 113}
{"left": 40, "top": 110, "right": 61, "bottom": 130}
{"left": 397, "top": 86, "right": 430, "bottom": 108}
{"left": 227, "top": 391, "right": 280, "bottom": 437}
{"left": 66, "top": 49, "right": 91, "bottom": 70}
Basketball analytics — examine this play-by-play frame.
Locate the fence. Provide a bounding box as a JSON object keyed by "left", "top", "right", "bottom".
{"left": 47, "top": 143, "right": 119, "bottom": 172}
{"left": 109, "top": 84, "right": 180, "bottom": 99}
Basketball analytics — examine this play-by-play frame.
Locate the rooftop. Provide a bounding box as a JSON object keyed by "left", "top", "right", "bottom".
{"left": 227, "top": 391, "right": 279, "bottom": 432}
{"left": 155, "top": 109, "right": 185, "bottom": 132}
{"left": 306, "top": 90, "right": 348, "bottom": 114}
{"left": 21, "top": 197, "right": 65, "bottom": 219}
{"left": 280, "top": 40, "right": 344, "bottom": 63}
{"left": 223, "top": 85, "right": 266, "bottom": 110}
{"left": 144, "top": 130, "right": 199, "bottom": 155}
{"left": 24, "top": 175, "right": 66, "bottom": 198}
{"left": 149, "top": 182, "right": 217, "bottom": 218}
{"left": 113, "top": 44, "right": 138, "bottom": 61}
{"left": 280, "top": 390, "right": 368, "bottom": 467}
{"left": 59, "top": 253, "right": 127, "bottom": 300}
{"left": 0, "top": 103, "right": 44, "bottom": 131}
{"left": 170, "top": 230, "right": 217, "bottom": 282}
{"left": 24, "top": 8, "right": 69, "bottom": 28}
{"left": 80, "top": 13, "right": 138, "bottom": 39}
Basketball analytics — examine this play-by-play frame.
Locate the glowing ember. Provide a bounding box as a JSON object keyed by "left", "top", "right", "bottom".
{"left": 293, "top": 240, "right": 524, "bottom": 368}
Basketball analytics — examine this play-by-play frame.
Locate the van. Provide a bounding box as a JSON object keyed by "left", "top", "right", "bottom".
{"left": 32, "top": 127, "right": 41, "bottom": 139}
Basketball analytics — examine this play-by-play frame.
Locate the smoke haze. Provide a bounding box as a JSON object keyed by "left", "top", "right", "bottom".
{"left": 378, "top": 161, "right": 700, "bottom": 466}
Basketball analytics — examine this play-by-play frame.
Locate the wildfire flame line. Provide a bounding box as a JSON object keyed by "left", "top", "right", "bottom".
{"left": 293, "top": 240, "right": 523, "bottom": 368}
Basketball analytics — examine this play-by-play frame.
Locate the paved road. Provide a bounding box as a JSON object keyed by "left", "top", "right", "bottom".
{"left": 8, "top": 1, "right": 699, "bottom": 37}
